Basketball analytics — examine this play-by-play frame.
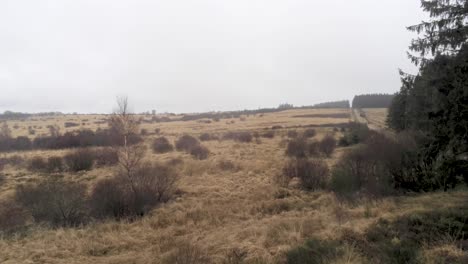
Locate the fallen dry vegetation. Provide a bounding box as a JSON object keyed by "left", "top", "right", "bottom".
{"left": 0, "top": 107, "right": 467, "bottom": 264}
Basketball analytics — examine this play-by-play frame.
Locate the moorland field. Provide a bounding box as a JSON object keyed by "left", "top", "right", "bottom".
{"left": 0, "top": 107, "right": 466, "bottom": 264}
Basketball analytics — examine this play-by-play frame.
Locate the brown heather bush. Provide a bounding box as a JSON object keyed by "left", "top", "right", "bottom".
{"left": 167, "top": 157, "right": 184, "bottom": 167}
{"left": 308, "top": 141, "right": 320, "bottom": 156}
{"left": 65, "top": 148, "right": 95, "bottom": 172}
{"left": 199, "top": 133, "right": 219, "bottom": 141}
{"left": 190, "top": 145, "right": 210, "bottom": 160}
{"left": 15, "top": 178, "right": 88, "bottom": 227}
{"left": 64, "top": 122, "right": 79, "bottom": 128}
{"left": 0, "top": 198, "right": 28, "bottom": 234}
{"left": 223, "top": 131, "right": 253, "bottom": 143}
{"left": 303, "top": 128, "right": 317, "bottom": 138}
{"left": 46, "top": 156, "right": 64, "bottom": 173}
{"left": 0, "top": 155, "right": 25, "bottom": 168}
{"left": 175, "top": 135, "right": 200, "bottom": 152}
{"left": 152, "top": 137, "right": 174, "bottom": 154}
{"left": 287, "top": 130, "right": 298, "bottom": 138}
{"left": 235, "top": 131, "right": 253, "bottom": 143}
{"left": 90, "top": 162, "right": 179, "bottom": 219}
{"left": 285, "top": 137, "right": 308, "bottom": 158}
{"left": 283, "top": 158, "right": 329, "bottom": 190}
{"left": 28, "top": 156, "right": 48, "bottom": 172}
{"left": 330, "top": 133, "right": 405, "bottom": 198}
{"left": 261, "top": 130, "right": 275, "bottom": 139}
{"left": 319, "top": 135, "right": 336, "bottom": 157}
{"left": 89, "top": 177, "right": 133, "bottom": 220}
{"left": 94, "top": 148, "right": 119, "bottom": 167}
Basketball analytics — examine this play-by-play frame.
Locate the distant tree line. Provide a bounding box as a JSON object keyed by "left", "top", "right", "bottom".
{"left": 352, "top": 94, "right": 395, "bottom": 108}
{"left": 0, "top": 111, "right": 64, "bottom": 120}
{"left": 310, "top": 100, "right": 350, "bottom": 109}
{"left": 0, "top": 128, "right": 141, "bottom": 152}
{"left": 387, "top": 0, "right": 468, "bottom": 191}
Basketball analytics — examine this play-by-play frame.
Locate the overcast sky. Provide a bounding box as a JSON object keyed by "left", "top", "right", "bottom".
{"left": 0, "top": 0, "right": 425, "bottom": 114}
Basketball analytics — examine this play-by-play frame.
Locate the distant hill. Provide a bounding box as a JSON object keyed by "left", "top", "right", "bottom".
{"left": 352, "top": 94, "right": 394, "bottom": 108}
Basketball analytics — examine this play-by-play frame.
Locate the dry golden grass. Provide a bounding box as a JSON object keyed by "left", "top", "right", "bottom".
{"left": 0, "top": 108, "right": 466, "bottom": 263}
{"left": 360, "top": 108, "right": 388, "bottom": 130}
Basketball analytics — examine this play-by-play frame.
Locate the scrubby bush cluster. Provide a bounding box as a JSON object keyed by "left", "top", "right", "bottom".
{"left": 64, "top": 122, "right": 80, "bottom": 128}
{"left": 329, "top": 131, "right": 458, "bottom": 199}
{"left": 199, "top": 133, "right": 219, "bottom": 141}
{"left": 175, "top": 135, "right": 210, "bottom": 160}
{"left": 15, "top": 178, "right": 88, "bottom": 227}
{"left": 0, "top": 129, "right": 142, "bottom": 152}
{"left": 282, "top": 158, "right": 329, "bottom": 190}
{"left": 189, "top": 145, "right": 210, "bottom": 160}
{"left": 286, "top": 135, "right": 336, "bottom": 158}
{"left": 287, "top": 130, "right": 298, "bottom": 138}
{"left": 222, "top": 131, "right": 253, "bottom": 143}
{"left": 94, "top": 148, "right": 119, "bottom": 167}
{"left": 338, "top": 122, "right": 372, "bottom": 147}
{"left": 28, "top": 148, "right": 119, "bottom": 173}
{"left": 152, "top": 137, "right": 174, "bottom": 153}
{"left": 64, "top": 149, "right": 95, "bottom": 172}
{"left": 260, "top": 130, "right": 275, "bottom": 139}
{"left": 90, "top": 162, "right": 179, "bottom": 219}
{"left": 1, "top": 160, "right": 180, "bottom": 230}
{"left": 0, "top": 198, "right": 29, "bottom": 234}
{"left": 302, "top": 128, "right": 316, "bottom": 138}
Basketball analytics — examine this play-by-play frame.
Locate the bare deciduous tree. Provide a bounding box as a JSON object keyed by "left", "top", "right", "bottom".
{"left": 110, "top": 97, "right": 147, "bottom": 200}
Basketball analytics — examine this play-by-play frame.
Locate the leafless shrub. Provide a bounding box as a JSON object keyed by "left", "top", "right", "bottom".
{"left": 15, "top": 179, "right": 88, "bottom": 227}
{"left": 190, "top": 145, "right": 210, "bottom": 160}
{"left": 303, "top": 128, "right": 317, "bottom": 138}
{"left": 319, "top": 135, "right": 336, "bottom": 157}
{"left": 90, "top": 162, "right": 179, "bottom": 219}
{"left": 283, "top": 158, "right": 329, "bottom": 190}
{"left": 89, "top": 177, "right": 133, "bottom": 219}
{"left": 0, "top": 198, "right": 29, "bottom": 234}
{"left": 152, "top": 137, "right": 174, "bottom": 153}
{"left": 176, "top": 135, "right": 200, "bottom": 152}
{"left": 65, "top": 148, "right": 95, "bottom": 172}
{"left": 140, "top": 128, "right": 148, "bottom": 136}
{"left": 285, "top": 137, "right": 308, "bottom": 158}
{"left": 94, "top": 148, "right": 119, "bottom": 167}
